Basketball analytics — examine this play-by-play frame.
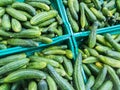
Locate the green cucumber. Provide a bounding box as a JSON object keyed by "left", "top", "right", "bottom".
{"left": 7, "top": 39, "right": 39, "bottom": 47}
{"left": 0, "top": 7, "right": 5, "bottom": 17}
{"left": 82, "top": 56, "right": 98, "bottom": 64}
{"left": 92, "top": 66, "right": 107, "bottom": 90}
{"left": 27, "top": 2, "right": 50, "bottom": 11}
{"left": 74, "top": 53, "right": 85, "bottom": 90}
{"left": 65, "top": 50, "right": 73, "bottom": 59}
{"left": 83, "top": 64, "right": 91, "bottom": 76}
{"left": 47, "top": 64, "right": 74, "bottom": 90}
{"left": 0, "top": 0, "right": 15, "bottom": 6}
{"left": 95, "top": 45, "right": 111, "bottom": 53}
{"left": 12, "top": 2, "right": 36, "bottom": 16}
{"left": 25, "top": 0, "right": 51, "bottom": 5}
{"left": 30, "top": 10, "right": 58, "bottom": 25}
{"left": 38, "top": 80, "right": 48, "bottom": 90}
{"left": 12, "top": 18, "right": 21, "bottom": 32}
{"left": 0, "top": 58, "right": 29, "bottom": 75}
{"left": 46, "top": 75, "right": 57, "bottom": 90}
{"left": 0, "top": 84, "right": 10, "bottom": 90}
{"left": 0, "top": 69, "right": 46, "bottom": 83}
{"left": 2, "top": 14, "right": 11, "bottom": 31}
{"left": 6, "top": 7, "right": 27, "bottom": 21}
{"left": 28, "top": 81, "right": 37, "bottom": 90}
{"left": 0, "top": 53, "right": 26, "bottom": 66}
{"left": 88, "top": 64, "right": 100, "bottom": 75}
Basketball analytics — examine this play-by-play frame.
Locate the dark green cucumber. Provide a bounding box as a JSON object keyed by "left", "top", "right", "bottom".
{"left": 0, "top": 69, "right": 46, "bottom": 83}
{"left": 0, "top": 0, "right": 15, "bottom": 6}
{"left": 38, "top": 80, "right": 48, "bottom": 90}
{"left": 92, "top": 66, "right": 107, "bottom": 90}
{"left": 74, "top": 53, "right": 85, "bottom": 90}
{"left": 7, "top": 39, "right": 39, "bottom": 47}
{"left": 2, "top": 14, "right": 11, "bottom": 31}
{"left": 88, "top": 64, "right": 100, "bottom": 75}
{"left": 6, "top": 7, "right": 27, "bottom": 21}
{"left": 46, "top": 75, "right": 57, "bottom": 90}
{"left": 28, "top": 81, "right": 37, "bottom": 90}
{"left": 30, "top": 10, "right": 58, "bottom": 25}
{"left": 86, "top": 75, "right": 95, "bottom": 90}
{"left": 105, "top": 33, "right": 120, "bottom": 52}
{"left": 0, "top": 53, "right": 26, "bottom": 66}
{"left": 27, "top": 2, "right": 50, "bottom": 11}
{"left": 0, "top": 58, "right": 29, "bottom": 75}
{"left": 12, "top": 18, "right": 21, "bottom": 32}
{"left": 14, "top": 29, "right": 41, "bottom": 38}
{"left": 98, "top": 80, "right": 113, "bottom": 90}
{"left": 12, "top": 2, "right": 36, "bottom": 16}
{"left": 33, "top": 36, "right": 52, "bottom": 44}
{"left": 63, "top": 56, "right": 73, "bottom": 76}
{"left": 105, "top": 65, "right": 120, "bottom": 90}
{"left": 47, "top": 64, "right": 74, "bottom": 90}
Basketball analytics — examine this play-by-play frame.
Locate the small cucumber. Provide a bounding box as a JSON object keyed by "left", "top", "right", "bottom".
{"left": 82, "top": 56, "right": 98, "bottom": 64}
{"left": 2, "top": 14, "right": 11, "bottom": 31}
{"left": 91, "top": 0, "right": 101, "bottom": 10}
{"left": 46, "top": 75, "right": 57, "bottom": 90}
{"left": 47, "top": 64, "right": 74, "bottom": 90}
{"left": 86, "top": 47, "right": 99, "bottom": 57}
{"left": 95, "top": 45, "right": 111, "bottom": 53}
{"left": 28, "top": 81, "right": 37, "bottom": 90}
{"left": 73, "top": 0, "right": 79, "bottom": 13}
{"left": 12, "top": 18, "right": 21, "bottom": 32}
{"left": 65, "top": 50, "right": 73, "bottom": 59}
{"left": 56, "top": 15, "right": 63, "bottom": 25}
{"left": 0, "top": 69, "right": 46, "bottom": 83}
{"left": 38, "top": 80, "right": 48, "bottom": 90}
{"left": 12, "top": 2, "right": 36, "bottom": 16}
{"left": 92, "top": 66, "right": 107, "bottom": 90}
{"left": 0, "top": 0, "right": 15, "bottom": 6}
{"left": 88, "top": 64, "right": 100, "bottom": 75}
{"left": 30, "top": 10, "right": 58, "bottom": 25}
{"left": 6, "top": 7, "right": 27, "bottom": 21}
{"left": 0, "top": 7, "right": 5, "bottom": 17}
{"left": 25, "top": 0, "right": 51, "bottom": 5}
{"left": 83, "top": 64, "right": 92, "bottom": 76}
{"left": 7, "top": 39, "right": 39, "bottom": 47}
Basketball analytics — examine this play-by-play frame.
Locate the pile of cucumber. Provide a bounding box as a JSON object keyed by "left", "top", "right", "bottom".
{"left": 78, "top": 33, "right": 120, "bottom": 90}
{"left": 0, "top": 0, "right": 63, "bottom": 49}
{"left": 63, "top": 0, "right": 120, "bottom": 32}
{"left": 0, "top": 45, "right": 79, "bottom": 90}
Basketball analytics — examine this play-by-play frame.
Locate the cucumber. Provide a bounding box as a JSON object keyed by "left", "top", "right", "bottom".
{"left": 0, "top": 84, "right": 10, "bottom": 90}
{"left": 105, "top": 33, "right": 120, "bottom": 52}
{"left": 105, "top": 65, "right": 120, "bottom": 90}
{"left": 82, "top": 56, "right": 98, "bottom": 64}
{"left": 88, "top": 64, "right": 100, "bottom": 75}
{"left": 27, "top": 62, "right": 46, "bottom": 69}
{"left": 56, "top": 15, "right": 63, "bottom": 25}
{"left": 0, "top": 0, "right": 15, "bottom": 6}
{"left": 33, "top": 36, "right": 52, "bottom": 44}
{"left": 27, "top": 2, "right": 50, "bottom": 11}
{"left": 98, "top": 80, "right": 113, "bottom": 90}
{"left": 105, "top": 50, "right": 120, "bottom": 60}
{"left": 25, "top": 0, "right": 51, "bottom": 5}
{"left": 84, "top": 48, "right": 90, "bottom": 57}
{"left": 0, "top": 29, "right": 13, "bottom": 37}
{"left": 55, "top": 68, "right": 66, "bottom": 77}
{"left": 98, "top": 55, "right": 120, "bottom": 68}
{"left": 68, "top": 0, "right": 78, "bottom": 20}
{"left": 86, "top": 47, "right": 99, "bottom": 57}
{"left": 46, "top": 75, "right": 57, "bottom": 90}
{"left": 2, "top": 14, "right": 11, "bottom": 31}
{"left": 83, "top": 64, "right": 91, "bottom": 76}
{"left": 0, "top": 53, "right": 26, "bottom": 66}
{"left": 0, "top": 58, "right": 29, "bottom": 75}
{"left": 28, "top": 81, "right": 37, "bottom": 90}
{"left": 12, "top": 2, "right": 36, "bottom": 16}
{"left": 14, "top": 29, "right": 41, "bottom": 38}
{"left": 0, "top": 69, "right": 46, "bottom": 83}
{"left": 74, "top": 53, "right": 85, "bottom": 90}
{"left": 95, "top": 45, "right": 111, "bottom": 53}
{"left": 92, "top": 66, "right": 107, "bottom": 90}
{"left": 6, "top": 7, "right": 27, "bottom": 21}
{"left": 38, "top": 80, "right": 48, "bottom": 90}
{"left": 85, "top": 75, "right": 95, "bottom": 90}
{"left": 47, "top": 64, "right": 74, "bottom": 90}
{"left": 7, "top": 39, "right": 39, "bottom": 47}
{"left": 91, "top": 0, "right": 101, "bottom": 10}
{"left": 65, "top": 50, "right": 73, "bottom": 59}
{"left": 38, "top": 18, "right": 56, "bottom": 27}
{"left": 66, "top": 8, "right": 79, "bottom": 32}
{"left": 22, "top": 21, "right": 39, "bottom": 30}
{"left": 0, "top": 7, "right": 5, "bottom": 17}
{"left": 45, "top": 55, "right": 63, "bottom": 63}
{"left": 63, "top": 56, "right": 73, "bottom": 76}
{"left": 88, "top": 22, "right": 98, "bottom": 48}
{"left": 116, "top": 0, "right": 120, "bottom": 11}
{"left": 43, "top": 49, "right": 66, "bottom": 55}
{"left": 73, "top": 0, "right": 79, "bottom": 13}
{"left": 12, "top": 18, "right": 21, "bottom": 32}
{"left": 31, "top": 10, "right": 58, "bottom": 25}
{"left": 29, "top": 56, "right": 60, "bottom": 67}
